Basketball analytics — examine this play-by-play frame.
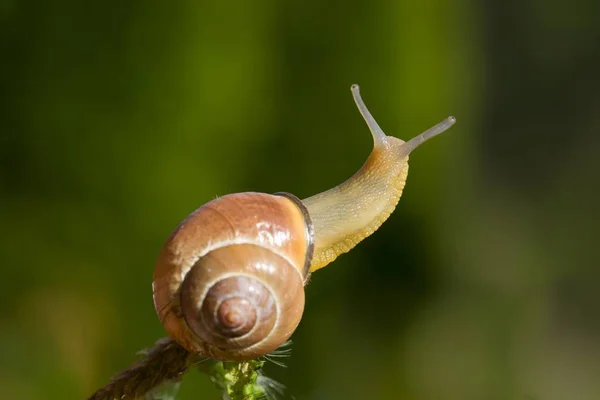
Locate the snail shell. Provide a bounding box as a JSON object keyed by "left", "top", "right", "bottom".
{"left": 153, "top": 192, "right": 313, "bottom": 360}
{"left": 153, "top": 85, "right": 455, "bottom": 361}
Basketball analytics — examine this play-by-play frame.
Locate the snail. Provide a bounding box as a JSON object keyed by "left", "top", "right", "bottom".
{"left": 153, "top": 84, "right": 455, "bottom": 361}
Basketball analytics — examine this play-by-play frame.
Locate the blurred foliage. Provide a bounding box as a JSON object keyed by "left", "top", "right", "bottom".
{"left": 2, "top": 0, "right": 600, "bottom": 399}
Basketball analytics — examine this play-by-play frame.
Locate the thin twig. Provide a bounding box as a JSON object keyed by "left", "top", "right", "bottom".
{"left": 88, "top": 338, "right": 197, "bottom": 400}
{"left": 89, "top": 338, "right": 289, "bottom": 399}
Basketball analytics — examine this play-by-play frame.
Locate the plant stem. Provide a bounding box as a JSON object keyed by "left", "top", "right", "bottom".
{"left": 88, "top": 338, "right": 284, "bottom": 400}
{"left": 88, "top": 338, "right": 197, "bottom": 400}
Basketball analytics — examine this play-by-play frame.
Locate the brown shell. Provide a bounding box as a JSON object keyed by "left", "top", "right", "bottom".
{"left": 153, "top": 192, "right": 313, "bottom": 360}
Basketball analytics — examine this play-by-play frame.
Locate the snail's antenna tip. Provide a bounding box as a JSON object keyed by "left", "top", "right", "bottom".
{"left": 350, "top": 84, "right": 387, "bottom": 147}
{"left": 400, "top": 115, "right": 456, "bottom": 155}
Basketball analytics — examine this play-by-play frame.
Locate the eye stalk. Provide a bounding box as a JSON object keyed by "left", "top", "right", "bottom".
{"left": 399, "top": 115, "right": 456, "bottom": 157}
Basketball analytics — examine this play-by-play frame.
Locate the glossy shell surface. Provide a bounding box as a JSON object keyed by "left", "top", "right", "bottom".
{"left": 153, "top": 192, "right": 312, "bottom": 360}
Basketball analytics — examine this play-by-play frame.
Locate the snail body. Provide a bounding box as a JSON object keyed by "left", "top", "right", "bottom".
{"left": 153, "top": 85, "right": 455, "bottom": 361}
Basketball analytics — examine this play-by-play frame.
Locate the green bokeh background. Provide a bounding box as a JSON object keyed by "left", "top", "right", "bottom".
{"left": 2, "top": 1, "right": 600, "bottom": 399}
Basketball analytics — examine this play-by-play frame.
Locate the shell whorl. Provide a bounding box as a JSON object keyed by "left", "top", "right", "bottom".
{"left": 180, "top": 244, "right": 304, "bottom": 356}
{"left": 153, "top": 192, "right": 313, "bottom": 360}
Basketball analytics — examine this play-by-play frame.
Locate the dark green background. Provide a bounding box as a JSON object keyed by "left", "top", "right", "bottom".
{"left": 2, "top": 1, "right": 600, "bottom": 399}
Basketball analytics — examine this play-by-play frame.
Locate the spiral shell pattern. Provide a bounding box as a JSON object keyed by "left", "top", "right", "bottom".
{"left": 153, "top": 192, "right": 313, "bottom": 360}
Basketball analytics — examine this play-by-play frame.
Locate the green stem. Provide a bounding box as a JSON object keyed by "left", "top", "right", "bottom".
{"left": 199, "top": 359, "right": 268, "bottom": 400}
